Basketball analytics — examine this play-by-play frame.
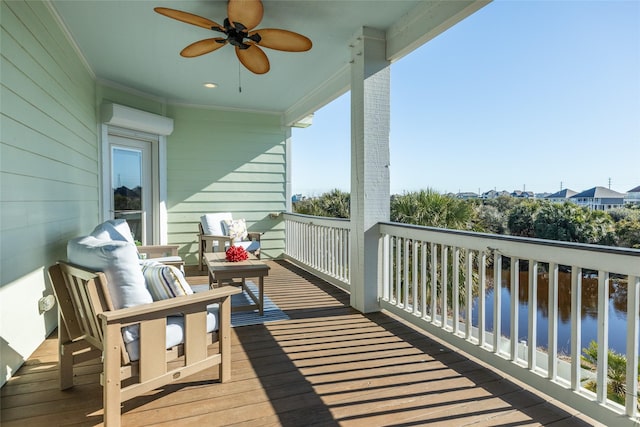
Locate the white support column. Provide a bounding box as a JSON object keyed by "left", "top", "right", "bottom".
{"left": 349, "top": 27, "right": 390, "bottom": 313}
{"left": 284, "top": 127, "right": 293, "bottom": 213}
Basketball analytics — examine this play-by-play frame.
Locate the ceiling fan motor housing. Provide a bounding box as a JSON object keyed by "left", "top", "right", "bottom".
{"left": 222, "top": 18, "right": 261, "bottom": 49}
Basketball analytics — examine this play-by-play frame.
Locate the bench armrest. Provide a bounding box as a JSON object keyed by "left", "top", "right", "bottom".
{"left": 199, "top": 234, "right": 231, "bottom": 241}
{"left": 99, "top": 286, "right": 241, "bottom": 325}
{"left": 137, "top": 245, "right": 179, "bottom": 258}
{"left": 199, "top": 234, "right": 232, "bottom": 253}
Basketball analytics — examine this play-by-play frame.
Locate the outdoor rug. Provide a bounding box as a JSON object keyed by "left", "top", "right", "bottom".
{"left": 191, "top": 281, "right": 289, "bottom": 327}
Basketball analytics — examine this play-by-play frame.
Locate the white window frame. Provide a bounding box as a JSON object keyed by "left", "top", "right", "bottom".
{"left": 100, "top": 125, "right": 168, "bottom": 244}
{"left": 100, "top": 103, "right": 173, "bottom": 244}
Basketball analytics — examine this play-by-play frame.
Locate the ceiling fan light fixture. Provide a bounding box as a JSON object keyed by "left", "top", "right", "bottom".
{"left": 203, "top": 82, "right": 218, "bottom": 88}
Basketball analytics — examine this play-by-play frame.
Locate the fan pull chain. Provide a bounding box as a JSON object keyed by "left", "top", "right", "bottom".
{"left": 238, "top": 62, "right": 242, "bottom": 93}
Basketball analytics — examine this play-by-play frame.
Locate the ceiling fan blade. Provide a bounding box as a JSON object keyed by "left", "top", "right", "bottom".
{"left": 180, "top": 38, "right": 228, "bottom": 57}
{"left": 154, "top": 7, "right": 222, "bottom": 31}
{"left": 227, "top": 0, "right": 263, "bottom": 31}
{"left": 236, "top": 45, "right": 270, "bottom": 74}
{"left": 250, "top": 29, "right": 312, "bottom": 52}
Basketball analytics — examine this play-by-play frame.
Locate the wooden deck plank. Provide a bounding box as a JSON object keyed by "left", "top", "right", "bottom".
{"left": 0, "top": 260, "right": 601, "bottom": 426}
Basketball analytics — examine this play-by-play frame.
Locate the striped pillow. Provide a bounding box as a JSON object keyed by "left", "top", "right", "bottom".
{"left": 141, "top": 261, "right": 193, "bottom": 301}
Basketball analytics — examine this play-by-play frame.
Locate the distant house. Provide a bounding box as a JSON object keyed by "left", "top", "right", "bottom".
{"left": 570, "top": 186, "right": 626, "bottom": 211}
{"left": 481, "top": 190, "right": 510, "bottom": 199}
{"left": 625, "top": 185, "right": 640, "bottom": 205}
{"left": 510, "top": 190, "right": 534, "bottom": 198}
{"left": 456, "top": 192, "right": 479, "bottom": 199}
{"left": 545, "top": 188, "right": 577, "bottom": 204}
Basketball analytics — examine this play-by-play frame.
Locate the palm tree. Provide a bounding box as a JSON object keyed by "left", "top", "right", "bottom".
{"left": 390, "top": 189, "right": 474, "bottom": 229}
{"left": 293, "top": 189, "right": 350, "bottom": 218}
{"left": 389, "top": 189, "right": 479, "bottom": 313}
{"left": 581, "top": 340, "right": 638, "bottom": 406}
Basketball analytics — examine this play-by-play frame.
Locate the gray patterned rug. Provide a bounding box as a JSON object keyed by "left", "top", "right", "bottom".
{"left": 191, "top": 281, "right": 289, "bottom": 327}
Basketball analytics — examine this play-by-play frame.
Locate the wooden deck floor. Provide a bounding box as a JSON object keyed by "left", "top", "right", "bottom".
{"left": 2, "top": 260, "right": 601, "bottom": 426}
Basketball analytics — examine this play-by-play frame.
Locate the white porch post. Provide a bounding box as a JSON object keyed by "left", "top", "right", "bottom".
{"left": 284, "top": 127, "right": 293, "bottom": 213}
{"left": 349, "top": 27, "right": 390, "bottom": 313}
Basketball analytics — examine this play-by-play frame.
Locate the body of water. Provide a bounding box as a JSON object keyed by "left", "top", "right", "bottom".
{"left": 470, "top": 269, "right": 632, "bottom": 356}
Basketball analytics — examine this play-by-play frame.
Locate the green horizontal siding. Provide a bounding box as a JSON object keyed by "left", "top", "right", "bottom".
{"left": 165, "top": 104, "right": 287, "bottom": 262}
{"left": 1, "top": 114, "right": 96, "bottom": 171}
{"left": 0, "top": 0, "right": 293, "bottom": 386}
{"left": 170, "top": 181, "right": 285, "bottom": 193}
{"left": 0, "top": 0, "right": 97, "bottom": 387}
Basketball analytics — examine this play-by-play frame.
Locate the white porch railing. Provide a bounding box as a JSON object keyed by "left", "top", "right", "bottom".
{"left": 283, "top": 213, "right": 351, "bottom": 290}
{"left": 283, "top": 214, "right": 640, "bottom": 426}
{"left": 379, "top": 222, "right": 640, "bottom": 427}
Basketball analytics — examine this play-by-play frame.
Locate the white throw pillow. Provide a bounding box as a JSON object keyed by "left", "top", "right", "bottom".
{"left": 67, "top": 236, "right": 152, "bottom": 344}
{"left": 67, "top": 236, "right": 151, "bottom": 309}
{"left": 91, "top": 219, "right": 135, "bottom": 244}
{"left": 223, "top": 218, "right": 248, "bottom": 241}
{"left": 201, "top": 213, "right": 233, "bottom": 236}
{"left": 141, "top": 261, "right": 193, "bottom": 301}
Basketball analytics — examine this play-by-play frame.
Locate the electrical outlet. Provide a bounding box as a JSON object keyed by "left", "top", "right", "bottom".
{"left": 38, "top": 295, "right": 56, "bottom": 313}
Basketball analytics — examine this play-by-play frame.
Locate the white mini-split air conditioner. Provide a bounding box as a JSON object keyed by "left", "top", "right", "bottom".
{"left": 101, "top": 103, "right": 174, "bottom": 136}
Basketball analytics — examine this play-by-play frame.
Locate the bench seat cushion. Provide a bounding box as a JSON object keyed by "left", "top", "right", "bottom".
{"left": 235, "top": 240, "right": 260, "bottom": 253}
{"left": 125, "top": 304, "right": 219, "bottom": 361}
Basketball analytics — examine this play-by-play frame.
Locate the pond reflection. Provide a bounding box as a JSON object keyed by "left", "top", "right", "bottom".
{"left": 471, "top": 268, "right": 634, "bottom": 356}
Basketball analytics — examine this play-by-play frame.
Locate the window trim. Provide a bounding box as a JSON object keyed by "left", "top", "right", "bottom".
{"left": 100, "top": 125, "right": 168, "bottom": 244}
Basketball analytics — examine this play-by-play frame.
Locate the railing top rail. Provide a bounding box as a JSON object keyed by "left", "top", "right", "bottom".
{"left": 379, "top": 221, "right": 640, "bottom": 276}
{"left": 283, "top": 212, "right": 351, "bottom": 229}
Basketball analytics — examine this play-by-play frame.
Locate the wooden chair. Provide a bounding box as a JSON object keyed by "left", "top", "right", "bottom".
{"left": 137, "top": 244, "right": 185, "bottom": 270}
{"left": 198, "top": 222, "right": 261, "bottom": 271}
{"left": 48, "top": 261, "right": 241, "bottom": 427}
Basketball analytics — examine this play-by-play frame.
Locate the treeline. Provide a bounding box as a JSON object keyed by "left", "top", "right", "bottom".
{"left": 293, "top": 188, "right": 640, "bottom": 249}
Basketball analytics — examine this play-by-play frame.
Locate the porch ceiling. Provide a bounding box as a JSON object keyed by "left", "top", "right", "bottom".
{"left": 49, "top": 0, "right": 487, "bottom": 123}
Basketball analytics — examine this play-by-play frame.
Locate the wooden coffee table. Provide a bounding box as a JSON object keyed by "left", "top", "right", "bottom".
{"left": 204, "top": 252, "right": 270, "bottom": 315}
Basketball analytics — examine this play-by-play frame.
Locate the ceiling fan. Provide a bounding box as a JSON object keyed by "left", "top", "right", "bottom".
{"left": 154, "top": 0, "right": 312, "bottom": 74}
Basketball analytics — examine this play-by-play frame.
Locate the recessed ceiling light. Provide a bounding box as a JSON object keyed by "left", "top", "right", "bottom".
{"left": 203, "top": 82, "right": 218, "bottom": 88}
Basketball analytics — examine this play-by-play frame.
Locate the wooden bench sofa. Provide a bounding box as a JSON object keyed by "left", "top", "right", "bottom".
{"left": 49, "top": 261, "right": 240, "bottom": 426}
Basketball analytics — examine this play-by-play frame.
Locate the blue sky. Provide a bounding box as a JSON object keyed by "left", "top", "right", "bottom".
{"left": 291, "top": 0, "right": 640, "bottom": 197}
